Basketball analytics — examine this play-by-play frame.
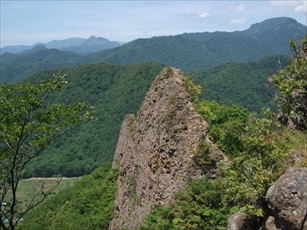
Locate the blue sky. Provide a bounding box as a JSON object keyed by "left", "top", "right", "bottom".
{"left": 1, "top": 0, "right": 306, "bottom": 47}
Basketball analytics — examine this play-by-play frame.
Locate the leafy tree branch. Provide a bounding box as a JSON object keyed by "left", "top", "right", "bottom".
{"left": 0, "top": 75, "right": 94, "bottom": 230}
{"left": 267, "top": 36, "right": 307, "bottom": 130}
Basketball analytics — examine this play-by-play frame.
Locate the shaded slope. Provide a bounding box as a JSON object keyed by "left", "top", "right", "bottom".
{"left": 198, "top": 55, "right": 289, "bottom": 112}
{"left": 0, "top": 48, "right": 85, "bottom": 83}
{"left": 83, "top": 17, "right": 306, "bottom": 72}
{"left": 85, "top": 32, "right": 275, "bottom": 72}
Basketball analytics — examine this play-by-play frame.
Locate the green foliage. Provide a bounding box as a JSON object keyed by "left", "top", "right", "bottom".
{"left": 192, "top": 139, "right": 214, "bottom": 166}
{"left": 4, "top": 35, "right": 306, "bottom": 229}
{"left": 18, "top": 162, "right": 118, "bottom": 230}
{"left": 172, "top": 178, "right": 236, "bottom": 230}
{"left": 281, "top": 129, "right": 307, "bottom": 167}
{"left": 129, "top": 121, "right": 137, "bottom": 140}
{"left": 137, "top": 206, "right": 174, "bottom": 230}
{"left": 138, "top": 178, "right": 238, "bottom": 230}
{"left": 221, "top": 114, "right": 289, "bottom": 216}
{"left": 195, "top": 98, "right": 290, "bottom": 217}
{"left": 0, "top": 49, "right": 86, "bottom": 84}
{"left": 88, "top": 22, "right": 304, "bottom": 73}
{"left": 197, "top": 55, "right": 289, "bottom": 113}
{"left": 194, "top": 99, "right": 247, "bottom": 155}
{"left": 267, "top": 37, "right": 307, "bottom": 129}
{"left": 139, "top": 47, "right": 305, "bottom": 224}
{"left": 161, "top": 108, "right": 178, "bottom": 132}
{"left": 158, "top": 89, "right": 163, "bottom": 97}
{"left": 127, "top": 172, "right": 141, "bottom": 206}
{"left": 18, "top": 62, "right": 165, "bottom": 177}
{"left": 218, "top": 39, "right": 307, "bottom": 217}
{"left": 1, "top": 55, "right": 296, "bottom": 178}
{"left": 183, "top": 76, "right": 201, "bottom": 101}
{"left": 0, "top": 75, "right": 94, "bottom": 229}
{"left": 240, "top": 17, "right": 306, "bottom": 54}
{"left": 193, "top": 83, "right": 291, "bottom": 217}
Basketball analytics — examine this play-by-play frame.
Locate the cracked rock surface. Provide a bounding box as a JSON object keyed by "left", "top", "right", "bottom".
{"left": 109, "top": 67, "right": 226, "bottom": 230}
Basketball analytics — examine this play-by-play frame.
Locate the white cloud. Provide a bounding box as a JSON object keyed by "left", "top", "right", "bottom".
{"left": 294, "top": 4, "right": 307, "bottom": 13}
{"left": 269, "top": 1, "right": 300, "bottom": 7}
{"left": 198, "top": 12, "right": 211, "bottom": 18}
{"left": 269, "top": 0, "right": 306, "bottom": 12}
{"left": 229, "top": 17, "right": 247, "bottom": 24}
{"left": 226, "top": 4, "right": 247, "bottom": 12}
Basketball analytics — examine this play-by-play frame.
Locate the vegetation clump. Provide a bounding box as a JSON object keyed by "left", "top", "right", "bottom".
{"left": 267, "top": 36, "right": 307, "bottom": 130}
{"left": 138, "top": 177, "right": 238, "bottom": 230}
{"left": 192, "top": 139, "right": 214, "bottom": 166}
{"left": 183, "top": 76, "right": 201, "bottom": 101}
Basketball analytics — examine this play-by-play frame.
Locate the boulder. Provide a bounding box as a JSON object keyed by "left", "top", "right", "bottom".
{"left": 227, "top": 211, "right": 262, "bottom": 230}
{"left": 227, "top": 211, "right": 245, "bottom": 230}
{"left": 266, "top": 167, "right": 307, "bottom": 230}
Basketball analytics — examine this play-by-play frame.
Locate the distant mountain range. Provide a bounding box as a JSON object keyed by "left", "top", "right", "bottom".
{"left": 1, "top": 17, "right": 306, "bottom": 83}
{"left": 0, "top": 36, "right": 123, "bottom": 54}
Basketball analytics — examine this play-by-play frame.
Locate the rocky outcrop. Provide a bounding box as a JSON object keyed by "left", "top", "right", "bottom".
{"left": 266, "top": 167, "right": 307, "bottom": 230}
{"left": 227, "top": 167, "right": 307, "bottom": 230}
{"left": 109, "top": 67, "right": 226, "bottom": 230}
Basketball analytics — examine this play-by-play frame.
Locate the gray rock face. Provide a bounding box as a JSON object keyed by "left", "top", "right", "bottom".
{"left": 227, "top": 212, "right": 245, "bottom": 230}
{"left": 266, "top": 167, "right": 307, "bottom": 230}
{"left": 109, "top": 67, "right": 226, "bottom": 230}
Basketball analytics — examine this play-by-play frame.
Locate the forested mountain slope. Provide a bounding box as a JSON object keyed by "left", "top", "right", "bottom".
{"left": 0, "top": 48, "right": 85, "bottom": 83}
{"left": 239, "top": 17, "right": 306, "bottom": 54}
{"left": 197, "top": 55, "right": 289, "bottom": 112}
{"left": 20, "top": 62, "right": 165, "bottom": 177}
{"left": 84, "top": 32, "right": 275, "bottom": 72}
{"left": 80, "top": 17, "right": 306, "bottom": 72}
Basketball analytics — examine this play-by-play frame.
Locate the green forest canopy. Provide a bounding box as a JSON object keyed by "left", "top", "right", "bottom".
{"left": 21, "top": 62, "right": 166, "bottom": 177}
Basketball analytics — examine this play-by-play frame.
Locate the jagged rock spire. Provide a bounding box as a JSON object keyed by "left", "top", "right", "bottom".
{"left": 109, "top": 67, "right": 225, "bottom": 230}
